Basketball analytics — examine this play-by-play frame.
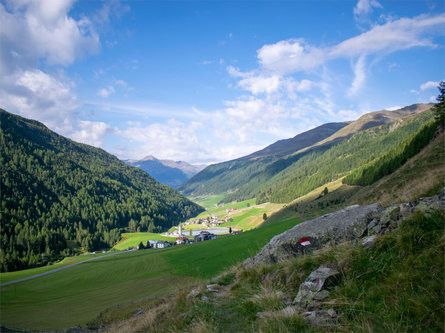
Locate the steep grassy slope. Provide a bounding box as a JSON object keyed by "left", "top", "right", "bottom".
{"left": 0, "top": 109, "right": 203, "bottom": 272}
{"left": 177, "top": 122, "right": 348, "bottom": 198}
{"left": 256, "top": 109, "right": 435, "bottom": 203}
{"left": 103, "top": 210, "right": 444, "bottom": 333}
{"left": 0, "top": 217, "right": 301, "bottom": 330}
{"left": 264, "top": 125, "right": 444, "bottom": 223}
{"left": 179, "top": 104, "right": 433, "bottom": 204}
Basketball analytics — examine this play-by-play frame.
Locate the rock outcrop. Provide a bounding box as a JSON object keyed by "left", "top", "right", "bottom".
{"left": 245, "top": 203, "right": 383, "bottom": 267}
{"left": 245, "top": 190, "right": 444, "bottom": 267}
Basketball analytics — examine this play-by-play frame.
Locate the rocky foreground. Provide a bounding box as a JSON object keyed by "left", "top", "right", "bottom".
{"left": 245, "top": 190, "right": 445, "bottom": 267}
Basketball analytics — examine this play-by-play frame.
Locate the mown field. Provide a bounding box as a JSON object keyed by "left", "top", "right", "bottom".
{"left": 0, "top": 217, "right": 301, "bottom": 331}
{"left": 113, "top": 232, "right": 175, "bottom": 251}
{"left": 0, "top": 253, "right": 109, "bottom": 284}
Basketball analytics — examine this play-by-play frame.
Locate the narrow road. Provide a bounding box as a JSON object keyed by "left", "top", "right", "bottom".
{"left": 0, "top": 250, "right": 135, "bottom": 287}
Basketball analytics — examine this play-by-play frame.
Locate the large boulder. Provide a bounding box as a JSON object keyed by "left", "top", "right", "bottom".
{"left": 245, "top": 203, "right": 383, "bottom": 267}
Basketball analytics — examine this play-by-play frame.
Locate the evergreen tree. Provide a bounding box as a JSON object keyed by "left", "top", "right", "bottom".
{"left": 433, "top": 81, "right": 444, "bottom": 126}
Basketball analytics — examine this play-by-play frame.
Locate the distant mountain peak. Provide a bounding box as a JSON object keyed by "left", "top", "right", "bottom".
{"left": 140, "top": 155, "right": 158, "bottom": 161}
{"left": 124, "top": 155, "right": 206, "bottom": 188}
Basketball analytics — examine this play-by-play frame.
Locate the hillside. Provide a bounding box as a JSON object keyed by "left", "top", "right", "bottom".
{"left": 102, "top": 193, "right": 444, "bottom": 333}
{"left": 177, "top": 122, "right": 349, "bottom": 198}
{"left": 0, "top": 217, "right": 302, "bottom": 330}
{"left": 0, "top": 109, "right": 203, "bottom": 272}
{"left": 242, "top": 122, "right": 348, "bottom": 160}
{"left": 264, "top": 122, "right": 444, "bottom": 224}
{"left": 179, "top": 104, "right": 434, "bottom": 204}
{"left": 124, "top": 155, "right": 205, "bottom": 188}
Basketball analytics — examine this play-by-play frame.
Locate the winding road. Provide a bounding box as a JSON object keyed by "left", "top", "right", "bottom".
{"left": 0, "top": 250, "right": 134, "bottom": 287}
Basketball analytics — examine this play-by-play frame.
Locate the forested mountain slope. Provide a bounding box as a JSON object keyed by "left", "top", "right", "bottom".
{"left": 177, "top": 122, "right": 349, "bottom": 197}
{"left": 179, "top": 104, "right": 434, "bottom": 204}
{"left": 0, "top": 110, "right": 203, "bottom": 272}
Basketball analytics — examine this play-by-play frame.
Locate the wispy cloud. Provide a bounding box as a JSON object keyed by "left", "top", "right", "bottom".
{"left": 97, "top": 86, "right": 115, "bottom": 98}
{"left": 353, "top": 0, "right": 383, "bottom": 25}
{"left": 420, "top": 81, "right": 439, "bottom": 90}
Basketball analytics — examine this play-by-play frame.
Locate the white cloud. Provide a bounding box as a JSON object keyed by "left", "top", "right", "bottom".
{"left": 72, "top": 120, "right": 112, "bottom": 147}
{"left": 420, "top": 81, "right": 439, "bottom": 90}
{"left": 97, "top": 86, "right": 115, "bottom": 98}
{"left": 0, "top": 69, "right": 78, "bottom": 134}
{"left": 385, "top": 105, "right": 402, "bottom": 111}
{"left": 347, "top": 55, "right": 367, "bottom": 96}
{"left": 116, "top": 119, "right": 207, "bottom": 162}
{"left": 227, "top": 66, "right": 251, "bottom": 78}
{"left": 257, "top": 39, "right": 325, "bottom": 73}
{"left": 255, "top": 15, "right": 445, "bottom": 74}
{"left": 331, "top": 15, "right": 445, "bottom": 58}
{"left": 0, "top": 0, "right": 99, "bottom": 71}
{"left": 238, "top": 75, "right": 281, "bottom": 95}
{"left": 251, "top": 14, "right": 445, "bottom": 97}
{"left": 353, "top": 0, "right": 383, "bottom": 23}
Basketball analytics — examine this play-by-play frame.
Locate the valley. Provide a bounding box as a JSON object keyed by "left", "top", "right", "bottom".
{"left": 1, "top": 98, "right": 444, "bottom": 332}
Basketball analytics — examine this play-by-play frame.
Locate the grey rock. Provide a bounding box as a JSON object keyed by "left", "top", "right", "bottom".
{"left": 302, "top": 310, "right": 337, "bottom": 328}
{"left": 327, "top": 308, "right": 337, "bottom": 318}
{"left": 369, "top": 223, "right": 381, "bottom": 235}
{"left": 361, "top": 235, "right": 378, "bottom": 248}
{"left": 313, "top": 290, "right": 330, "bottom": 301}
{"left": 367, "top": 218, "right": 378, "bottom": 229}
{"left": 206, "top": 284, "right": 219, "bottom": 292}
{"left": 256, "top": 311, "right": 273, "bottom": 318}
{"left": 187, "top": 289, "right": 201, "bottom": 298}
{"left": 201, "top": 296, "right": 210, "bottom": 301}
{"left": 294, "top": 267, "right": 340, "bottom": 308}
{"left": 245, "top": 203, "right": 383, "bottom": 267}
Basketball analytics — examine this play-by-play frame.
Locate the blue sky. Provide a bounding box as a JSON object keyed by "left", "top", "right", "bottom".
{"left": 1, "top": 0, "right": 444, "bottom": 164}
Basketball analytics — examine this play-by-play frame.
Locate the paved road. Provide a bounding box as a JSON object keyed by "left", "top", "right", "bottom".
{"left": 0, "top": 250, "right": 135, "bottom": 287}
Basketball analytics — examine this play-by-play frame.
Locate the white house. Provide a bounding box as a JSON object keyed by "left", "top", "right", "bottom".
{"left": 156, "top": 241, "right": 170, "bottom": 249}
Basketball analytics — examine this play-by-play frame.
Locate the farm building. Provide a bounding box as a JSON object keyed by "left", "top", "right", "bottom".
{"left": 194, "top": 231, "right": 216, "bottom": 242}
{"left": 176, "top": 237, "right": 190, "bottom": 245}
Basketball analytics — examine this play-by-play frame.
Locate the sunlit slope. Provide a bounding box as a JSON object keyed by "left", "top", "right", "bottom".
{"left": 0, "top": 217, "right": 301, "bottom": 330}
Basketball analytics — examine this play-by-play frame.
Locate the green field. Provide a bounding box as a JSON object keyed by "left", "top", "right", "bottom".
{"left": 193, "top": 194, "right": 225, "bottom": 209}
{"left": 0, "top": 253, "right": 109, "bottom": 284}
{"left": 113, "top": 232, "right": 175, "bottom": 251}
{"left": 0, "top": 217, "right": 301, "bottom": 330}
{"left": 193, "top": 197, "right": 257, "bottom": 219}
{"left": 222, "top": 207, "right": 268, "bottom": 230}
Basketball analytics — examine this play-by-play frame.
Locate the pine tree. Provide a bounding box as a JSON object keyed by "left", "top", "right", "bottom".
{"left": 433, "top": 81, "right": 444, "bottom": 126}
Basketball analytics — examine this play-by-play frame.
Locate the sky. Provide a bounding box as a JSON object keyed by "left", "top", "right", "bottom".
{"left": 1, "top": 0, "right": 444, "bottom": 165}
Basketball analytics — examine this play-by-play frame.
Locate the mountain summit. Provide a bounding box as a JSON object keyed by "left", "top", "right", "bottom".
{"left": 125, "top": 156, "right": 206, "bottom": 188}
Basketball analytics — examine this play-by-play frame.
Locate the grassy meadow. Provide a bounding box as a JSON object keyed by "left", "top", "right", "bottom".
{"left": 0, "top": 253, "right": 109, "bottom": 284}
{"left": 113, "top": 232, "right": 175, "bottom": 251}
{"left": 0, "top": 217, "right": 301, "bottom": 330}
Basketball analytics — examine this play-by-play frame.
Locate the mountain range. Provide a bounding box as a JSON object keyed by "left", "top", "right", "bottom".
{"left": 124, "top": 155, "right": 206, "bottom": 188}
{"left": 178, "top": 103, "right": 435, "bottom": 203}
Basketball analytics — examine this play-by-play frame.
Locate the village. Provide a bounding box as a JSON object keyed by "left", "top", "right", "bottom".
{"left": 125, "top": 210, "right": 243, "bottom": 251}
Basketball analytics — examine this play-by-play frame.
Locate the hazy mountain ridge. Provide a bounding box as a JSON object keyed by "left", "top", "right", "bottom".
{"left": 178, "top": 103, "right": 435, "bottom": 203}
{"left": 242, "top": 122, "right": 349, "bottom": 160}
{"left": 124, "top": 155, "right": 206, "bottom": 188}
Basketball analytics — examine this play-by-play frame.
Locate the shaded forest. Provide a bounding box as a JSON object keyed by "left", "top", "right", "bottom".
{"left": 0, "top": 110, "right": 203, "bottom": 272}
